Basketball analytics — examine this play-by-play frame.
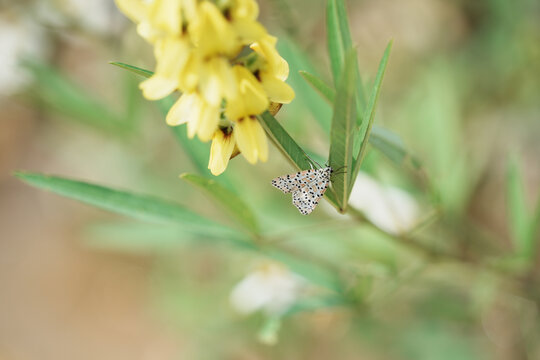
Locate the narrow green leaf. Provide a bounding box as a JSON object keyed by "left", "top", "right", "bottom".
{"left": 257, "top": 111, "right": 314, "bottom": 171}
{"left": 326, "top": 0, "right": 366, "bottom": 111}
{"left": 15, "top": 172, "right": 231, "bottom": 235}
{"left": 109, "top": 61, "right": 154, "bottom": 79}
{"left": 180, "top": 173, "right": 259, "bottom": 234}
{"left": 299, "top": 70, "right": 335, "bottom": 103}
{"left": 350, "top": 40, "right": 393, "bottom": 192}
{"left": 507, "top": 156, "right": 533, "bottom": 256}
{"left": 326, "top": 0, "right": 344, "bottom": 84}
{"left": 328, "top": 49, "right": 357, "bottom": 211}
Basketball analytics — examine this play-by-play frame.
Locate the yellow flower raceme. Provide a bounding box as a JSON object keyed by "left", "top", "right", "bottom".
{"left": 116, "top": 0, "right": 295, "bottom": 176}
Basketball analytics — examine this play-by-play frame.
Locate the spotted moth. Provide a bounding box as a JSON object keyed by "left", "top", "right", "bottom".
{"left": 271, "top": 167, "right": 333, "bottom": 215}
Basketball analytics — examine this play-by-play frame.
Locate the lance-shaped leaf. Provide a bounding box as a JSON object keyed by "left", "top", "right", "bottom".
{"left": 15, "top": 172, "right": 235, "bottom": 237}
{"left": 257, "top": 111, "right": 314, "bottom": 171}
{"left": 180, "top": 173, "right": 259, "bottom": 235}
{"left": 350, "top": 40, "right": 393, "bottom": 193}
{"left": 326, "top": 0, "right": 366, "bottom": 112}
{"left": 109, "top": 61, "right": 153, "bottom": 78}
{"left": 328, "top": 49, "right": 357, "bottom": 212}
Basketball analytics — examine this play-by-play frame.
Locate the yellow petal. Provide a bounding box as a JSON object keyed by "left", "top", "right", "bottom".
{"left": 260, "top": 73, "right": 295, "bottom": 104}
{"left": 196, "top": 103, "right": 220, "bottom": 142}
{"left": 215, "top": 58, "right": 238, "bottom": 100}
{"left": 188, "top": 1, "right": 239, "bottom": 57}
{"left": 208, "top": 129, "right": 235, "bottom": 176}
{"left": 232, "top": 19, "right": 267, "bottom": 44}
{"left": 166, "top": 92, "right": 198, "bottom": 126}
{"left": 141, "top": 37, "right": 190, "bottom": 100}
{"left": 140, "top": 76, "right": 178, "bottom": 100}
{"left": 234, "top": 116, "right": 268, "bottom": 164}
{"left": 199, "top": 58, "right": 236, "bottom": 106}
{"left": 182, "top": 0, "right": 198, "bottom": 22}
{"left": 148, "top": 0, "right": 182, "bottom": 36}
{"left": 251, "top": 35, "right": 289, "bottom": 81}
{"left": 225, "top": 66, "right": 269, "bottom": 120}
{"left": 231, "top": 0, "right": 259, "bottom": 20}
{"left": 173, "top": 93, "right": 203, "bottom": 138}
{"left": 179, "top": 51, "right": 201, "bottom": 92}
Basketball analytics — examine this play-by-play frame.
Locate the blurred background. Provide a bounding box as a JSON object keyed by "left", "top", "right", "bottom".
{"left": 1, "top": 0, "right": 540, "bottom": 359}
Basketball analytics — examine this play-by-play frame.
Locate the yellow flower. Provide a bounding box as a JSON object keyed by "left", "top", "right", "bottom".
{"left": 208, "top": 128, "right": 236, "bottom": 175}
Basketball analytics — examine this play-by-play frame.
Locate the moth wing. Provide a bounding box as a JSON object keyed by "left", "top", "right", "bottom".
{"left": 291, "top": 172, "right": 330, "bottom": 215}
{"left": 271, "top": 169, "right": 316, "bottom": 194}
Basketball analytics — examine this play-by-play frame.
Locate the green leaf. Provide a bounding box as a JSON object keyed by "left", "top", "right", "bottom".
{"left": 109, "top": 61, "right": 154, "bottom": 79}
{"left": 326, "top": 0, "right": 366, "bottom": 112}
{"left": 299, "top": 70, "right": 335, "bottom": 104}
{"left": 350, "top": 40, "right": 393, "bottom": 193}
{"left": 180, "top": 173, "right": 259, "bottom": 234}
{"left": 23, "top": 60, "right": 125, "bottom": 133}
{"left": 507, "top": 156, "right": 533, "bottom": 257}
{"left": 15, "top": 172, "right": 231, "bottom": 235}
{"left": 326, "top": 0, "right": 350, "bottom": 84}
{"left": 328, "top": 49, "right": 357, "bottom": 211}
{"left": 257, "top": 111, "right": 314, "bottom": 171}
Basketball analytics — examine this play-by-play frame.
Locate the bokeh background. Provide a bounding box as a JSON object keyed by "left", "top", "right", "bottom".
{"left": 1, "top": 0, "right": 540, "bottom": 359}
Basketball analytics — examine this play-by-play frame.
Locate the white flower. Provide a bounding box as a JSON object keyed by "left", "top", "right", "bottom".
{"left": 348, "top": 172, "right": 421, "bottom": 235}
{"left": 230, "top": 262, "right": 305, "bottom": 316}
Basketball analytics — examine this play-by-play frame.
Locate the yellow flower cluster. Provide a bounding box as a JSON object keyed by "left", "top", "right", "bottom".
{"left": 115, "top": 0, "right": 295, "bottom": 175}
